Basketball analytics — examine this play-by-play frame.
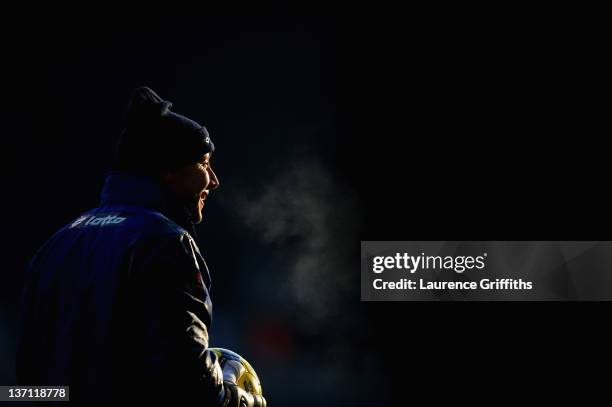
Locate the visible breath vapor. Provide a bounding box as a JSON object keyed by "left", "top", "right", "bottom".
{"left": 231, "top": 159, "right": 359, "bottom": 328}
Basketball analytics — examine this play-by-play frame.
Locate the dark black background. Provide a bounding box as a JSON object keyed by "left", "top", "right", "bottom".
{"left": 1, "top": 12, "right": 608, "bottom": 405}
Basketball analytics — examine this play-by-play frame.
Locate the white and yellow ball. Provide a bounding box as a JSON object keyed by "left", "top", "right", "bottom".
{"left": 210, "top": 347, "right": 263, "bottom": 396}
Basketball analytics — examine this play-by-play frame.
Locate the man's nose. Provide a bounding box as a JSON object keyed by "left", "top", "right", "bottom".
{"left": 208, "top": 167, "right": 220, "bottom": 190}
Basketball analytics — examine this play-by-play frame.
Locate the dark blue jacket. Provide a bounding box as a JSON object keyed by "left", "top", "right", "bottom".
{"left": 16, "top": 172, "right": 224, "bottom": 403}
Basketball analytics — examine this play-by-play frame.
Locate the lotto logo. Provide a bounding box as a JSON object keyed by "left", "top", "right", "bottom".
{"left": 70, "top": 214, "right": 126, "bottom": 228}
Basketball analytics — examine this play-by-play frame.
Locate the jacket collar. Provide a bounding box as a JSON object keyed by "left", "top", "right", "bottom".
{"left": 100, "top": 171, "right": 195, "bottom": 233}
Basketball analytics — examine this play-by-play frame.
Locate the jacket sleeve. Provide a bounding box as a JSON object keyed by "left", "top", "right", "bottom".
{"left": 122, "top": 231, "right": 225, "bottom": 405}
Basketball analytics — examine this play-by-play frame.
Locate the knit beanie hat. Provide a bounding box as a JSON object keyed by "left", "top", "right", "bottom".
{"left": 115, "top": 86, "right": 214, "bottom": 174}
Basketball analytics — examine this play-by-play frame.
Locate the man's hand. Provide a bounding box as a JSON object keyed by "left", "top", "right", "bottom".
{"left": 222, "top": 382, "right": 267, "bottom": 407}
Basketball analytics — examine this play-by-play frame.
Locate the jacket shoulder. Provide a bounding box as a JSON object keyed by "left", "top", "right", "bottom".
{"left": 133, "top": 208, "right": 190, "bottom": 237}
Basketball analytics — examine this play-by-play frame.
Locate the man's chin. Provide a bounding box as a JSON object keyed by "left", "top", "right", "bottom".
{"left": 191, "top": 208, "right": 203, "bottom": 224}
{"left": 187, "top": 201, "right": 204, "bottom": 224}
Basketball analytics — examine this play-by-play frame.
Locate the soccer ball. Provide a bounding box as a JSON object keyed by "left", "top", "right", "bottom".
{"left": 210, "top": 347, "right": 263, "bottom": 396}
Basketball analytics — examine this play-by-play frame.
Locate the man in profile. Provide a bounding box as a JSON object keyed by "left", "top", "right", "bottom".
{"left": 16, "top": 87, "right": 266, "bottom": 406}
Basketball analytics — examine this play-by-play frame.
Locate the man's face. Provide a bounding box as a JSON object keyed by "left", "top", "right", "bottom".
{"left": 162, "top": 152, "right": 220, "bottom": 224}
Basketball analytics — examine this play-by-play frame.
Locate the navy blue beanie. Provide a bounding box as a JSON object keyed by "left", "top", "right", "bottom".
{"left": 115, "top": 86, "right": 214, "bottom": 174}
